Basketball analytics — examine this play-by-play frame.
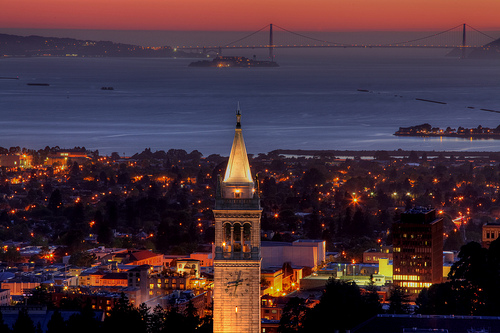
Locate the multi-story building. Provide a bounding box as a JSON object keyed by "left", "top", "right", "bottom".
{"left": 0, "top": 288, "right": 11, "bottom": 306}
{"left": 261, "top": 240, "right": 326, "bottom": 270}
{"left": 213, "top": 109, "right": 262, "bottom": 333}
{"left": 392, "top": 207, "right": 443, "bottom": 298}
{"left": 482, "top": 222, "right": 500, "bottom": 248}
{"left": 363, "top": 246, "right": 393, "bottom": 264}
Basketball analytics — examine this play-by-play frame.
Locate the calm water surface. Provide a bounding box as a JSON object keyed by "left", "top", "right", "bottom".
{"left": 1, "top": 49, "right": 500, "bottom": 156}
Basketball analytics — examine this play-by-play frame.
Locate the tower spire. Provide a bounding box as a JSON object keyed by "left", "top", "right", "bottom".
{"left": 236, "top": 102, "right": 241, "bottom": 129}
{"left": 223, "top": 105, "right": 253, "bottom": 187}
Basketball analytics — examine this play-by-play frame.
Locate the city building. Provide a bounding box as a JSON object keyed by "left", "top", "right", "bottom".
{"left": 0, "top": 154, "right": 32, "bottom": 168}
{"left": 363, "top": 246, "right": 393, "bottom": 263}
{"left": 261, "top": 240, "right": 326, "bottom": 269}
{"left": 392, "top": 208, "right": 443, "bottom": 298}
{"left": 213, "top": 108, "right": 262, "bottom": 333}
{"left": 176, "top": 259, "right": 201, "bottom": 278}
{"left": 482, "top": 222, "right": 500, "bottom": 248}
{"left": 189, "top": 252, "right": 213, "bottom": 269}
{"left": 0, "top": 288, "right": 11, "bottom": 306}
{"left": 109, "top": 249, "right": 166, "bottom": 267}
{"left": 44, "top": 149, "right": 90, "bottom": 166}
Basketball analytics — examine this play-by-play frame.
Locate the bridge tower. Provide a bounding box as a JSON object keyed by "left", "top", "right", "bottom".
{"left": 269, "top": 23, "right": 274, "bottom": 60}
{"left": 461, "top": 23, "right": 467, "bottom": 59}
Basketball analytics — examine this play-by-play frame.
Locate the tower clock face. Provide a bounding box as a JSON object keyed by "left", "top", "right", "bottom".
{"left": 224, "top": 270, "right": 250, "bottom": 297}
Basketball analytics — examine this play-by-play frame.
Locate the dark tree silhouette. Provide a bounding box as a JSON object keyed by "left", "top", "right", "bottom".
{"left": 278, "top": 297, "right": 308, "bottom": 333}
{"left": 13, "top": 308, "right": 36, "bottom": 333}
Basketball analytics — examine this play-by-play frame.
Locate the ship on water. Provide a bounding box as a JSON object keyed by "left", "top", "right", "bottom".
{"left": 189, "top": 56, "right": 279, "bottom": 68}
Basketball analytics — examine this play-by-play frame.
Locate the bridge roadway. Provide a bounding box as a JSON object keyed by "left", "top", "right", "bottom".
{"left": 176, "top": 44, "right": 469, "bottom": 51}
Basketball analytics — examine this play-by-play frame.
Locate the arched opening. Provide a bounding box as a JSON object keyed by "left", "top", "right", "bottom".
{"left": 233, "top": 223, "right": 242, "bottom": 252}
{"left": 224, "top": 223, "right": 231, "bottom": 243}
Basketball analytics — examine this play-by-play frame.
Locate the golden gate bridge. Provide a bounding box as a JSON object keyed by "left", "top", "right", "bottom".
{"left": 175, "top": 23, "right": 498, "bottom": 59}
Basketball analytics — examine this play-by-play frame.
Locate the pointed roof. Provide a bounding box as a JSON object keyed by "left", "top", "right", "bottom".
{"left": 223, "top": 106, "right": 253, "bottom": 184}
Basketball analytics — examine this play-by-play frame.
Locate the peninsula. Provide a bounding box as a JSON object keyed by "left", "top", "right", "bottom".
{"left": 0, "top": 33, "right": 199, "bottom": 58}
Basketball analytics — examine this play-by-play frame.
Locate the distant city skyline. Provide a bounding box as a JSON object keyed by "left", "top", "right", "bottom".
{"left": 2, "top": 0, "right": 500, "bottom": 32}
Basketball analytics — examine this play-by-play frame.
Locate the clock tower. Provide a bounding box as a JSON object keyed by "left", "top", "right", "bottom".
{"left": 213, "top": 107, "right": 261, "bottom": 333}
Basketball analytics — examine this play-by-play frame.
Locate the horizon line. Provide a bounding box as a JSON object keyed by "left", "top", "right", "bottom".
{"left": 3, "top": 26, "right": 500, "bottom": 33}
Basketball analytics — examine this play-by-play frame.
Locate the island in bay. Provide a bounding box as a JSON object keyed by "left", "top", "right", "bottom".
{"left": 394, "top": 123, "right": 500, "bottom": 139}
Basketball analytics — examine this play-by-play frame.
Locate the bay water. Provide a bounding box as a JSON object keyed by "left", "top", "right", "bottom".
{"left": 1, "top": 48, "right": 499, "bottom": 156}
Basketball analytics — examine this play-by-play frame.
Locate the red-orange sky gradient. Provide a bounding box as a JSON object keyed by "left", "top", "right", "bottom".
{"left": 2, "top": 0, "right": 500, "bottom": 31}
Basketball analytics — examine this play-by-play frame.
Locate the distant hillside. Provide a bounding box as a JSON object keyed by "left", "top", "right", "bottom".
{"left": 467, "top": 37, "right": 500, "bottom": 59}
{"left": 0, "top": 33, "right": 199, "bottom": 58}
{"left": 445, "top": 36, "right": 500, "bottom": 59}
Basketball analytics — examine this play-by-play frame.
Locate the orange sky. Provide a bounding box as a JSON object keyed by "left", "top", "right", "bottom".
{"left": 1, "top": 0, "right": 499, "bottom": 31}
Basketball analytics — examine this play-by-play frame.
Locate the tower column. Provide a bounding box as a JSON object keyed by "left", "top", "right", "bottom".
{"left": 230, "top": 225, "right": 234, "bottom": 258}
{"left": 269, "top": 23, "right": 274, "bottom": 60}
{"left": 241, "top": 226, "right": 245, "bottom": 252}
{"left": 214, "top": 107, "right": 261, "bottom": 333}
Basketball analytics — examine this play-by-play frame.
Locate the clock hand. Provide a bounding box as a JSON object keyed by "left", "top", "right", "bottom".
{"left": 234, "top": 271, "right": 242, "bottom": 293}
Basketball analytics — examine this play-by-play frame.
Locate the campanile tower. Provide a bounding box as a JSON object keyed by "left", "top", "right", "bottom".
{"left": 213, "top": 107, "right": 261, "bottom": 333}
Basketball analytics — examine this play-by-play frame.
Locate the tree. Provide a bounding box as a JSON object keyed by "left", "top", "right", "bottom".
{"left": 304, "top": 210, "right": 322, "bottom": 239}
{"left": 449, "top": 241, "right": 488, "bottom": 287}
{"left": 184, "top": 300, "right": 200, "bottom": 333}
{"left": 68, "top": 251, "right": 96, "bottom": 267}
{"left": 103, "top": 294, "right": 147, "bottom": 333}
{"left": 388, "top": 287, "right": 411, "bottom": 314}
{"left": 164, "top": 306, "right": 184, "bottom": 332}
{"left": 0, "top": 310, "right": 10, "bottom": 333}
{"left": 27, "top": 285, "right": 51, "bottom": 306}
{"left": 416, "top": 283, "right": 455, "bottom": 315}
{"left": 66, "top": 301, "right": 101, "bottom": 333}
{"left": 303, "top": 279, "right": 371, "bottom": 332}
{"left": 13, "top": 308, "right": 36, "bottom": 333}
{"left": 0, "top": 246, "right": 22, "bottom": 264}
{"left": 364, "top": 278, "right": 383, "bottom": 316}
{"left": 301, "top": 168, "right": 326, "bottom": 188}
{"left": 149, "top": 305, "right": 166, "bottom": 333}
{"left": 278, "top": 297, "right": 308, "bottom": 333}
{"left": 48, "top": 189, "right": 63, "bottom": 214}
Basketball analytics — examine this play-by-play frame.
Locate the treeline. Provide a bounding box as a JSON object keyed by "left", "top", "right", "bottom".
{"left": 0, "top": 293, "right": 212, "bottom": 333}
{"left": 279, "top": 238, "right": 500, "bottom": 332}
{"left": 278, "top": 279, "right": 393, "bottom": 333}
{"left": 417, "top": 238, "right": 500, "bottom": 315}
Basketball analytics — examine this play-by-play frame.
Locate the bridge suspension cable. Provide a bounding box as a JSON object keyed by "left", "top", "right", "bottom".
{"left": 273, "top": 24, "right": 346, "bottom": 46}
{"left": 224, "top": 25, "right": 270, "bottom": 47}
{"left": 176, "top": 23, "right": 497, "bottom": 51}
{"left": 383, "top": 24, "right": 464, "bottom": 46}
{"left": 465, "top": 24, "right": 497, "bottom": 40}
